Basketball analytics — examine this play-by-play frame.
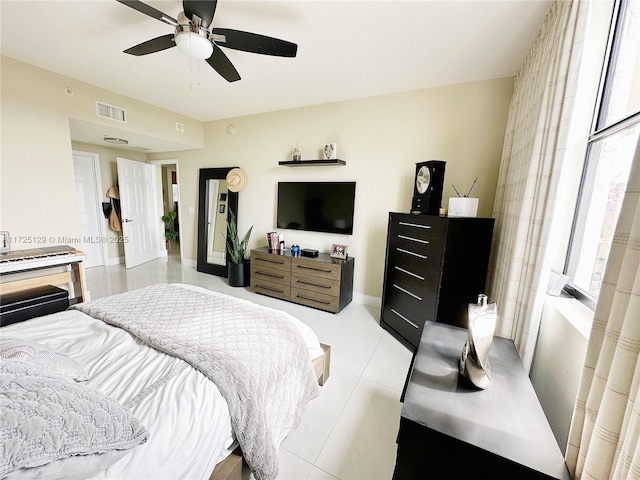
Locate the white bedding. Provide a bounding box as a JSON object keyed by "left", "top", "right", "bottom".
{"left": 0, "top": 283, "right": 323, "bottom": 479}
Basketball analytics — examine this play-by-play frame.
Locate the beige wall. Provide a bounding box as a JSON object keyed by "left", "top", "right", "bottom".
{"left": 1, "top": 55, "right": 511, "bottom": 299}
{"left": 0, "top": 56, "right": 203, "bottom": 252}
{"left": 149, "top": 77, "right": 514, "bottom": 300}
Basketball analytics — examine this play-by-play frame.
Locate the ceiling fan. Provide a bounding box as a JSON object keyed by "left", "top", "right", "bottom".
{"left": 116, "top": 0, "right": 298, "bottom": 82}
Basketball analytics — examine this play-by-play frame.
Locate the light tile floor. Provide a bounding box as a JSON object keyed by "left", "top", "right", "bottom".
{"left": 84, "top": 253, "right": 413, "bottom": 480}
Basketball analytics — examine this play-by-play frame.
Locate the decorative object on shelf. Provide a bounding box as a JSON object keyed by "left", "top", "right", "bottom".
{"left": 323, "top": 143, "right": 337, "bottom": 160}
{"left": 291, "top": 244, "right": 301, "bottom": 257}
{"left": 330, "top": 244, "right": 348, "bottom": 260}
{"left": 459, "top": 294, "right": 497, "bottom": 389}
{"left": 410, "top": 160, "right": 446, "bottom": 215}
{"left": 225, "top": 211, "right": 253, "bottom": 287}
{"left": 226, "top": 168, "right": 247, "bottom": 193}
{"left": 449, "top": 177, "right": 479, "bottom": 217}
{"left": 292, "top": 146, "right": 302, "bottom": 161}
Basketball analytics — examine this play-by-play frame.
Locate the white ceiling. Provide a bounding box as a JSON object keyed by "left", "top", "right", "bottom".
{"left": 1, "top": 0, "right": 551, "bottom": 151}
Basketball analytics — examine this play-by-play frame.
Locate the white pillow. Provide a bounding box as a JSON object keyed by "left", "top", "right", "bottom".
{"left": 0, "top": 337, "right": 88, "bottom": 381}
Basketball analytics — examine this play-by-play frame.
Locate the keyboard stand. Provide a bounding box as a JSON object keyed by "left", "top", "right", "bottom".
{"left": 0, "top": 248, "right": 87, "bottom": 303}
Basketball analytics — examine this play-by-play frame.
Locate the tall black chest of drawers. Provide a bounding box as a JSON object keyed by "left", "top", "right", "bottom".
{"left": 380, "top": 213, "right": 494, "bottom": 349}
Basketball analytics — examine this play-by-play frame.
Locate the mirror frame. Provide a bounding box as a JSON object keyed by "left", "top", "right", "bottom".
{"left": 196, "top": 167, "right": 239, "bottom": 277}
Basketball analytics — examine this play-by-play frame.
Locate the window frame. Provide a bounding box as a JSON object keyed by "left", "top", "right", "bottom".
{"left": 562, "top": 0, "right": 640, "bottom": 308}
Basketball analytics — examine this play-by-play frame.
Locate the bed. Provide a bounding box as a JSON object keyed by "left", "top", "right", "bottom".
{"left": 0, "top": 283, "right": 330, "bottom": 480}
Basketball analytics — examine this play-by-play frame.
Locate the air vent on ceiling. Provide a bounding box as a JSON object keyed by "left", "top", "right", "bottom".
{"left": 96, "top": 101, "right": 127, "bottom": 123}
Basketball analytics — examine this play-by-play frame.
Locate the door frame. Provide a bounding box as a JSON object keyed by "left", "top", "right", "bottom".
{"left": 72, "top": 150, "right": 108, "bottom": 267}
{"left": 148, "top": 159, "right": 182, "bottom": 261}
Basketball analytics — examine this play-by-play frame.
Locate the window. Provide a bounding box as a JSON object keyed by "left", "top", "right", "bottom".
{"left": 564, "top": 0, "right": 640, "bottom": 307}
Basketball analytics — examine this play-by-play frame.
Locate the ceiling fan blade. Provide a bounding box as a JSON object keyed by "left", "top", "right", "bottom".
{"left": 116, "top": 0, "right": 178, "bottom": 27}
{"left": 212, "top": 28, "right": 297, "bottom": 57}
{"left": 183, "top": 0, "right": 217, "bottom": 28}
{"left": 206, "top": 44, "right": 241, "bottom": 82}
{"left": 124, "top": 34, "right": 175, "bottom": 56}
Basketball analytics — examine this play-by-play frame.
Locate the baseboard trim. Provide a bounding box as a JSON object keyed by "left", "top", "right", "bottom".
{"left": 105, "top": 256, "right": 124, "bottom": 266}
{"left": 182, "top": 258, "right": 197, "bottom": 268}
{"left": 353, "top": 292, "right": 381, "bottom": 308}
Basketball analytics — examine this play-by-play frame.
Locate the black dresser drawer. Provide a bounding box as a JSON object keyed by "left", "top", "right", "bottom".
{"left": 383, "top": 280, "right": 437, "bottom": 325}
{"left": 390, "top": 230, "right": 444, "bottom": 253}
{"left": 392, "top": 216, "right": 446, "bottom": 238}
{"left": 388, "top": 244, "right": 443, "bottom": 277}
{"left": 381, "top": 303, "right": 425, "bottom": 347}
{"left": 386, "top": 266, "right": 439, "bottom": 298}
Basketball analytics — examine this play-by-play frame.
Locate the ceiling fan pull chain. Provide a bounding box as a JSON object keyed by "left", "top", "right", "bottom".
{"left": 190, "top": 57, "right": 202, "bottom": 90}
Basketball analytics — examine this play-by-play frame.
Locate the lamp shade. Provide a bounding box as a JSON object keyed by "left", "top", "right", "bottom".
{"left": 175, "top": 31, "right": 213, "bottom": 59}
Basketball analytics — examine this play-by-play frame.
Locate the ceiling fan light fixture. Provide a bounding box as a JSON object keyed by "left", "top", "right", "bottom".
{"left": 175, "top": 31, "right": 213, "bottom": 60}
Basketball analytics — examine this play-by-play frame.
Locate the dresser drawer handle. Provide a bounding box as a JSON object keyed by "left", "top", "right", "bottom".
{"left": 256, "top": 284, "right": 285, "bottom": 294}
{"left": 398, "top": 235, "right": 429, "bottom": 244}
{"left": 394, "top": 266, "right": 425, "bottom": 281}
{"left": 396, "top": 248, "right": 427, "bottom": 259}
{"left": 390, "top": 309, "right": 419, "bottom": 329}
{"left": 398, "top": 222, "right": 432, "bottom": 229}
{"left": 393, "top": 284, "right": 422, "bottom": 301}
{"left": 256, "top": 271, "right": 285, "bottom": 279}
{"left": 296, "top": 294, "right": 331, "bottom": 305}
{"left": 256, "top": 257, "right": 285, "bottom": 265}
{"left": 296, "top": 265, "right": 333, "bottom": 273}
{"left": 296, "top": 280, "right": 331, "bottom": 289}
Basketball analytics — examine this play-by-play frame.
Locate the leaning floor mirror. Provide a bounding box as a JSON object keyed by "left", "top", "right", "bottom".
{"left": 196, "top": 167, "right": 239, "bottom": 277}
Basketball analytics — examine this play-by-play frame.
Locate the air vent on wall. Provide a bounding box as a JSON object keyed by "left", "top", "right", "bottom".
{"left": 96, "top": 101, "right": 126, "bottom": 123}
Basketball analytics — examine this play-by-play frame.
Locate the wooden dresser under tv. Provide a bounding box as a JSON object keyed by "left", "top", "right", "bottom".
{"left": 250, "top": 247, "right": 354, "bottom": 313}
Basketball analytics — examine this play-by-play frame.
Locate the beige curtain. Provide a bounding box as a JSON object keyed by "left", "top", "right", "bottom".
{"left": 565, "top": 139, "right": 640, "bottom": 479}
{"left": 489, "top": 0, "right": 590, "bottom": 369}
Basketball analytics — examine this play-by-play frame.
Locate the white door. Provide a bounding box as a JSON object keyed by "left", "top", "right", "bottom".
{"left": 72, "top": 152, "right": 103, "bottom": 268}
{"left": 117, "top": 157, "right": 158, "bottom": 269}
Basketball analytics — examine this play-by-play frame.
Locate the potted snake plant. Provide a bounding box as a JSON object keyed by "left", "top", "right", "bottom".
{"left": 225, "top": 210, "right": 253, "bottom": 287}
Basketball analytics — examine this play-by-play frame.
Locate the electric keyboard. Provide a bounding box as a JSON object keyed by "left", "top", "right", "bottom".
{"left": 0, "top": 246, "right": 83, "bottom": 274}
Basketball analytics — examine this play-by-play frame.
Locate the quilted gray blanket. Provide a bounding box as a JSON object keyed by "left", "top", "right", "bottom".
{"left": 72, "top": 283, "right": 320, "bottom": 480}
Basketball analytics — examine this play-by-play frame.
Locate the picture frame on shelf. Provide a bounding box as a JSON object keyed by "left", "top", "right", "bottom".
{"left": 323, "top": 143, "right": 337, "bottom": 160}
{"left": 330, "top": 244, "right": 348, "bottom": 259}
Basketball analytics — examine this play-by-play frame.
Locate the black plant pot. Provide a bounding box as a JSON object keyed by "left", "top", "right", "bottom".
{"left": 228, "top": 260, "right": 250, "bottom": 287}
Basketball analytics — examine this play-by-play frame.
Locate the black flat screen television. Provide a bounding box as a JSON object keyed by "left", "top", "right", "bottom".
{"left": 277, "top": 182, "right": 356, "bottom": 235}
